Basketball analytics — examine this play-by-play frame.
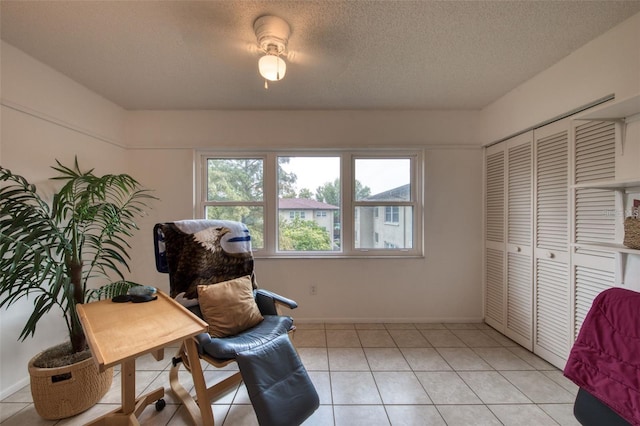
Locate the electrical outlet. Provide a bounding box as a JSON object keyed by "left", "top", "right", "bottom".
{"left": 310, "top": 284, "right": 317, "bottom": 296}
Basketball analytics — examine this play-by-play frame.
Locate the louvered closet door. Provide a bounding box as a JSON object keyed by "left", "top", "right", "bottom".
{"left": 485, "top": 144, "right": 505, "bottom": 330}
{"left": 534, "top": 119, "right": 571, "bottom": 369}
{"left": 573, "top": 120, "right": 616, "bottom": 339}
{"left": 505, "top": 133, "right": 533, "bottom": 349}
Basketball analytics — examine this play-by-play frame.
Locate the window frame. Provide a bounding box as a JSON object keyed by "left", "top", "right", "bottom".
{"left": 351, "top": 153, "right": 421, "bottom": 255}
{"left": 197, "top": 150, "right": 423, "bottom": 258}
{"left": 197, "top": 154, "right": 268, "bottom": 249}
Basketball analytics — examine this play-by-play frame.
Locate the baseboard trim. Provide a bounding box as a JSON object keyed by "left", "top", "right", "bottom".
{"left": 1, "top": 376, "right": 29, "bottom": 401}
{"left": 294, "top": 317, "right": 485, "bottom": 324}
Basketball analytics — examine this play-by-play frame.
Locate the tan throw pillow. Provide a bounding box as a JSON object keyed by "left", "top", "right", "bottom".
{"left": 197, "top": 275, "right": 263, "bottom": 338}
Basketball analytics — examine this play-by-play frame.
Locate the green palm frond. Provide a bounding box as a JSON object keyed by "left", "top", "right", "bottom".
{"left": 0, "top": 158, "right": 156, "bottom": 352}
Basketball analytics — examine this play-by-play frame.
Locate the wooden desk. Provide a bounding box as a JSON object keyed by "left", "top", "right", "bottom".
{"left": 77, "top": 291, "right": 207, "bottom": 426}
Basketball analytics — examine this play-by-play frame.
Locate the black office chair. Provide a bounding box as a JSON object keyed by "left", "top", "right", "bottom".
{"left": 154, "top": 220, "right": 318, "bottom": 426}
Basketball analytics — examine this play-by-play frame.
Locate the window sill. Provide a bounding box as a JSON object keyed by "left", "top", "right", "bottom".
{"left": 254, "top": 253, "right": 424, "bottom": 260}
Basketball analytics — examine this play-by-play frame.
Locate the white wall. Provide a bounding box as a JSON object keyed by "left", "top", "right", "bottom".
{"left": 0, "top": 41, "right": 127, "bottom": 399}
{"left": 123, "top": 111, "right": 485, "bottom": 323}
{"left": 124, "top": 110, "right": 480, "bottom": 149}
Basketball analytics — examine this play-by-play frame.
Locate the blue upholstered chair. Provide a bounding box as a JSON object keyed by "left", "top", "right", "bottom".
{"left": 154, "top": 220, "right": 318, "bottom": 426}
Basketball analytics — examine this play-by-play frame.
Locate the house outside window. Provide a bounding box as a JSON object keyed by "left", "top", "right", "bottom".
{"left": 278, "top": 199, "right": 338, "bottom": 250}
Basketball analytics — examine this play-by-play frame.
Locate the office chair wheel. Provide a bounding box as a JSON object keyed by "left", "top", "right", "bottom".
{"left": 155, "top": 398, "right": 166, "bottom": 411}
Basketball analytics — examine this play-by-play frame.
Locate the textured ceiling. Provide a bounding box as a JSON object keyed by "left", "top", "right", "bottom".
{"left": 2, "top": 1, "right": 640, "bottom": 110}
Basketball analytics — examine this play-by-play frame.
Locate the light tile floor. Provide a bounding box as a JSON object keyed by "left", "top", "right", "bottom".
{"left": 0, "top": 323, "right": 580, "bottom": 425}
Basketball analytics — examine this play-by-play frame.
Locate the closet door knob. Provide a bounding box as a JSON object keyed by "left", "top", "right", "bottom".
{"left": 546, "top": 251, "right": 555, "bottom": 259}
{"left": 516, "top": 246, "right": 522, "bottom": 253}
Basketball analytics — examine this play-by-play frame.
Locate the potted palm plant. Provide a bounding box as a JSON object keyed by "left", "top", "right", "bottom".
{"left": 0, "top": 158, "right": 155, "bottom": 419}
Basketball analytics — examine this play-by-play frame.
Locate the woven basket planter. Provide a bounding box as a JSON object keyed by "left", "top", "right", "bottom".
{"left": 624, "top": 217, "right": 640, "bottom": 250}
{"left": 28, "top": 354, "right": 113, "bottom": 420}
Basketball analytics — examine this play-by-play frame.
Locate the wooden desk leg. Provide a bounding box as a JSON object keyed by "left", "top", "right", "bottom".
{"left": 121, "top": 359, "right": 136, "bottom": 415}
{"left": 151, "top": 348, "right": 164, "bottom": 362}
{"left": 85, "top": 358, "right": 148, "bottom": 426}
{"left": 85, "top": 360, "right": 165, "bottom": 426}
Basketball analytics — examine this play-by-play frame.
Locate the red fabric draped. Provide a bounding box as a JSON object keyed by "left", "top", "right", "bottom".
{"left": 564, "top": 288, "right": 640, "bottom": 425}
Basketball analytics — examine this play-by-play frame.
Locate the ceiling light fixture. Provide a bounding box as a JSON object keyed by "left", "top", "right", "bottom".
{"left": 253, "top": 15, "right": 290, "bottom": 89}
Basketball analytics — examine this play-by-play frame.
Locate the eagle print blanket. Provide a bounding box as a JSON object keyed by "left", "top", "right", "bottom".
{"left": 154, "top": 220, "right": 256, "bottom": 304}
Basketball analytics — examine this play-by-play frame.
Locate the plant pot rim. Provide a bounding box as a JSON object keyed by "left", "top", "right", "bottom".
{"left": 28, "top": 351, "right": 97, "bottom": 376}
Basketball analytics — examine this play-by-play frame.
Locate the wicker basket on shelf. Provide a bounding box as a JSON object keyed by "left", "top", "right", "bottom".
{"left": 624, "top": 216, "right": 640, "bottom": 250}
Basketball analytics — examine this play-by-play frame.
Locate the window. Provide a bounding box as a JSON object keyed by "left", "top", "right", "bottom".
{"left": 288, "top": 211, "right": 306, "bottom": 219}
{"left": 201, "top": 157, "right": 265, "bottom": 249}
{"left": 198, "top": 151, "right": 422, "bottom": 257}
{"left": 278, "top": 156, "right": 340, "bottom": 252}
{"left": 385, "top": 206, "right": 400, "bottom": 224}
{"left": 354, "top": 158, "right": 415, "bottom": 250}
